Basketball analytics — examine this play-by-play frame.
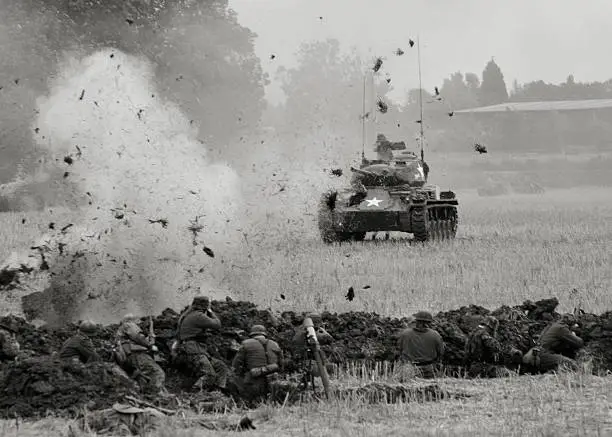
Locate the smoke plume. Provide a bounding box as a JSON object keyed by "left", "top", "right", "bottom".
{"left": 32, "top": 48, "right": 243, "bottom": 323}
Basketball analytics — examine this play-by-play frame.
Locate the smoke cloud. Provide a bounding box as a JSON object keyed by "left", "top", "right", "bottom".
{"left": 32, "top": 48, "right": 243, "bottom": 322}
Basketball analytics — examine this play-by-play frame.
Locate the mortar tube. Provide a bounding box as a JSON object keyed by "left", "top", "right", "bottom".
{"left": 302, "top": 317, "right": 331, "bottom": 399}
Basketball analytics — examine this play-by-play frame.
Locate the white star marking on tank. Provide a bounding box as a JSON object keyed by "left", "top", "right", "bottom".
{"left": 365, "top": 197, "right": 383, "bottom": 207}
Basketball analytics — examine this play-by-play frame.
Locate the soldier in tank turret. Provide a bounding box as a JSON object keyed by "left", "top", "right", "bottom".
{"left": 374, "top": 134, "right": 394, "bottom": 161}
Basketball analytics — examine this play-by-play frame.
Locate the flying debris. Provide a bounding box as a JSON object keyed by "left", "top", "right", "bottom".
{"left": 346, "top": 286, "right": 355, "bottom": 302}
{"left": 474, "top": 143, "right": 488, "bottom": 154}
{"left": 386, "top": 77, "right": 391, "bottom": 84}
{"left": 373, "top": 57, "right": 383, "bottom": 73}
{"left": 409, "top": 39, "right": 415, "bottom": 47}
{"left": 280, "top": 294, "right": 286, "bottom": 300}
{"left": 448, "top": 111, "right": 454, "bottom": 117}
{"left": 78, "top": 89, "right": 85, "bottom": 101}
{"left": 376, "top": 97, "right": 388, "bottom": 114}
{"left": 270, "top": 54, "right": 276, "bottom": 60}
{"left": 125, "top": 18, "right": 134, "bottom": 25}
{"left": 363, "top": 285, "right": 371, "bottom": 289}
{"left": 148, "top": 218, "right": 168, "bottom": 228}
{"left": 330, "top": 168, "right": 343, "bottom": 177}
{"left": 395, "top": 48, "right": 405, "bottom": 56}
{"left": 203, "top": 246, "right": 215, "bottom": 258}
{"left": 434, "top": 86, "right": 440, "bottom": 96}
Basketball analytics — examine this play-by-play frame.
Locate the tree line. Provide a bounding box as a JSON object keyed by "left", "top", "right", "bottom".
{"left": 273, "top": 38, "right": 612, "bottom": 155}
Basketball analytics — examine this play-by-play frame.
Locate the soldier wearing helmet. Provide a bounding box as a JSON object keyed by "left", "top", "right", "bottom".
{"left": 115, "top": 313, "right": 167, "bottom": 396}
{"left": 59, "top": 320, "right": 100, "bottom": 364}
{"left": 522, "top": 316, "right": 584, "bottom": 373}
{"left": 465, "top": 315, "right": 511, "bottom": 377}
{"left": 231, "top": 324, "right": 284, "bottom": 405}
{"left": 397, "top": 310, "right": 444, "bottom": 378}
{"left": 174, "top": 295, "right": 229, "bottom": 392}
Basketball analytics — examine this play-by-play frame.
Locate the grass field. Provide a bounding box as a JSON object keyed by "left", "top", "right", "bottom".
{"left": 1, "top": 186, "right": 611, "bottom": 435}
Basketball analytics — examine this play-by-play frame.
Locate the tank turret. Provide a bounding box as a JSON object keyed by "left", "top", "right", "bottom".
{"left": 317, "top": 133, "right": 458, "bottom": 243}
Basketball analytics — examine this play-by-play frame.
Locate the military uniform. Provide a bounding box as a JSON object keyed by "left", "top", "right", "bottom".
{"left": 59, "top": 320, "right": 100, "bottom": 364}
{"left": 397, "top": 311, "right": 444, "bottom": 378}
{"left": 231, "top": 325, "right": 283, "bottom": 404}
{"left": 116, "top": 314, "right": 166, "bottom": 395}
{"left": 523, "top": 321, "right": 584, "bottom": 373}
{"left": 374, "top": 134, "right": 394, "bottom": 161}
{"left": 0, "top": 322, "right": 20, "bottom": 362}
{"left": 175, "top": 296, "right": 229, "bottom": 391}
{"left": 465, "top": 316, "right": 511, "bottom": 378}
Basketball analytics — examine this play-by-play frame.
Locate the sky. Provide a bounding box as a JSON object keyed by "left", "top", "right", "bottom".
{"left": 229, "top": 0, "right": 612, "bottom": 105}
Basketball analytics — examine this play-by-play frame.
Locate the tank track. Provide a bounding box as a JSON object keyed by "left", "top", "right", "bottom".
{"left": 411, "top": 204, "right": 458, "bottom": 242}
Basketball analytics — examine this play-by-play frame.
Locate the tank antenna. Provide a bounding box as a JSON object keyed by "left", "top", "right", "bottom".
{"left": 417, "top": 35, "right": 425, "bottom": 162}
{"left": 361, "top": 73, "right": 366, "bottom": 162}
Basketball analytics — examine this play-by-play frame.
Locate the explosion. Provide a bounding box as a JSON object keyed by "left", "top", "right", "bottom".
{"left": 31, "top": 48, "right": 243, "bottom": 323}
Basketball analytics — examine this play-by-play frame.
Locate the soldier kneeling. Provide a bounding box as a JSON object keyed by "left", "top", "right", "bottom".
{"left": 114, "top": 314, "right": 167, "bottom": 397}
{"left": 231, "top": 325, "right": 283, "bottom": 405}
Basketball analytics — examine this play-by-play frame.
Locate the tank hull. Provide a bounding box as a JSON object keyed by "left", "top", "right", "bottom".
{"left": 318, "top": 187, "right": 459, "bottom": 243}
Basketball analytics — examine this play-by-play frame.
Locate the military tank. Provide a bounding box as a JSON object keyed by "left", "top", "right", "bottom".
{"left": 317, "top": 148, "right": 459, "bottom": 243}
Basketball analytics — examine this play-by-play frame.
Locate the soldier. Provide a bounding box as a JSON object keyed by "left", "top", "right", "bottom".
{"left": 0, "top": 320, "right": 20, "bottom": 362}
{"left": 59, "top": 320, "right": 100, "bottom": 364}
{"left": 175, "top": 296, "right": 229, "bottom": 392}
{"left": 397, "top": 311, "right": 444, "bottom": 378}
{"left": 522, "top": 317, "right": 584, "bottom": 373}
{"left": 115, "top": 314, "right": 167, "bottom": 396}
{"left": 231, "top": 325, "right": 283, "bottom": 405}
{"left": 374, "top": 133, "right": 393, "bottom": 161}
{"left": 465, "top": 316, "right": 511, "bottom": 378}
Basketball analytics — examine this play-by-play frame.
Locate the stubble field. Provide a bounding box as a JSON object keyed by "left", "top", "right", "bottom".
{"left": 0, "top": 186, "right": 611, "bottom": 436}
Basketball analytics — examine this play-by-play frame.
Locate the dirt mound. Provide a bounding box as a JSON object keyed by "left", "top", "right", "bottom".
{"left": 0, "top": 356, "right": 138, "bottom": 418}
{"left": 2, "top": 296, "right": 612, "bottom": 418}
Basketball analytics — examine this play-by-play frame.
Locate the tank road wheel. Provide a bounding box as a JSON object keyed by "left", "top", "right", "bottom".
{"left": 428, "top": 207, "right": 458, "bottom": 241}
{"left": 411, "top": 206, "right": 429, "bottom": 242}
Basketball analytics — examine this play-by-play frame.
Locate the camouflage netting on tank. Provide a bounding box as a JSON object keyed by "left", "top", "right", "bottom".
{"left": 1, "top": 296, "right": 612, "bottom": 418}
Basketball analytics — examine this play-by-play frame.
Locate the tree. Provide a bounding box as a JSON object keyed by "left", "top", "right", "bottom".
{"left": 0, "top": 0, "right": 267, "bottom": 177}
{"left": 465, "top": 73, "right": 480, "bottom": 94}
{"left": 440, "top": 72, "right": 479, "bottom": 110}
{"left": 479, "top": 58, "right": 509, "bottom": 106}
